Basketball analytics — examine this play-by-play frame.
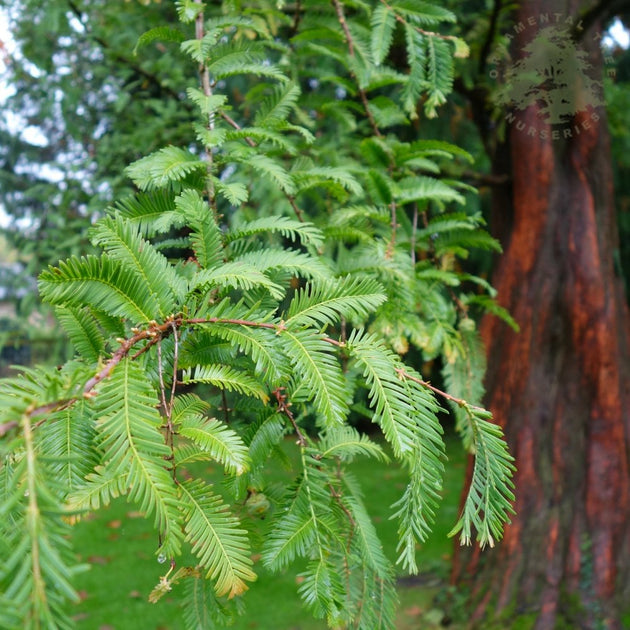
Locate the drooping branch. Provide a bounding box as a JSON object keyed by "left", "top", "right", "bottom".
{"left": 395, "top": 367, "right": 487, "bottom": 413}
{"left": 0, "top": 313, "right": 348, "bottom": 438}
{"left": 379, "top": 0, "right": 468, "bottom": 52}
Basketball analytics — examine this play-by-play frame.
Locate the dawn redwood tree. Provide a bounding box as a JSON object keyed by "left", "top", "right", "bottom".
{"left": 451, "top": 1, "right": 630, "bottom": 628}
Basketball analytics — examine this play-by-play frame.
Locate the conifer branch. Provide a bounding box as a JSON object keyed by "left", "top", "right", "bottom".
{"left": 395, "top": 368, "right": 485, "bottom": 413}
{"left": 331, "top": 0, "right": 383, "bottom": 138}
{"left": 378, "top": 0, "right": 465, "bottom": 50}
{"left": 66, "top": 0, "right": 187, "bottom": 105}
{"left": 216, "top": 111, "right": 305, "bottom": 221}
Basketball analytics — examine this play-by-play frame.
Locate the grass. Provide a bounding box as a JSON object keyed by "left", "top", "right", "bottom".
{"left": 70, "top": 430, "right": 467, "bottom": 630}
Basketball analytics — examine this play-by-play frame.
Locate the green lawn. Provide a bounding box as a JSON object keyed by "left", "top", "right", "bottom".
{"left": 70, "top": 431, "right": 467, "bottom": 630}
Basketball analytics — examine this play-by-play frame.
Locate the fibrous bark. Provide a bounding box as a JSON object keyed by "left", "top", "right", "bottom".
{"left": 451, "top": 2, "right": 630, "bottom": 628}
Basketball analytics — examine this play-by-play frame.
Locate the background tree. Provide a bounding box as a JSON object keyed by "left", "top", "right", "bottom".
{"left": 0, "top": 0, "right": 191, "bottom": 313}
{"left": 451, "top": 1, "right": 630, "bottom": 628}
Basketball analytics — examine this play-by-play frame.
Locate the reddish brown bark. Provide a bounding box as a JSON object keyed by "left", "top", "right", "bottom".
{"left": 451, "top": 3, "right": 630, "bottom": 629}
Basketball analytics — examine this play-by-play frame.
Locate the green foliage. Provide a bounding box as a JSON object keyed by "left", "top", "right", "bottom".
{"left": 0, "top": 2, "right": 515, "bottom": 629}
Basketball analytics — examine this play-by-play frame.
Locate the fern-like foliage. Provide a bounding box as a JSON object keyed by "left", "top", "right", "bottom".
{"left": 178, "top": 479, "right": 256, "bottom": 598}
{"left": 0, "top": 2, "right": 517, "bottom": 629}
{"left": 90, "top": 359, "right": 183, "bottom": 557}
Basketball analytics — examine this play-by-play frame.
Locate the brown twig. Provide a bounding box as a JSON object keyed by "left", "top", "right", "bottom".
{"left": 195, "top": 0, "right": 217, "bottom": 209}
{"left": 84, "top": 317, "right": 182, "bottom": 393}
{"left": 1, "top": 314, "right": 349, "bottom": 438}
{"left": 328, "top": 481, "right": 356, "bottom": 529}
{"left": 395, "top": 367, "right": 485, "bottom": 412}
{"left": 0, "top": 421, "right": 18, "bottom": 437}
{"left": 386, "top": 201, "right": 398, "bottom": 259}
{"left": 331, "top": 0, "right": 382, "bottom": 138}
{"left": 273, "top": 387, "right": 307, "bottom": 445}
{"left": 184, "top": 317, "right": 282, "bottom": 330}
{"left": 219, "top": 111, "right": 257, "bottom": 147}
{"left": 291, "top": 0, "right": 303, "bottom": 35}
{"left": 379, "top": 0, "right": 467, "bottom": 51}
{"left": 218, "top": 113, "right": 305, "bottom": 222}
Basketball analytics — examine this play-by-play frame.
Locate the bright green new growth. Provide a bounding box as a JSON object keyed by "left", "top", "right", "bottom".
{"left": 0, "top": 1, "right": 514, "bottom": 628}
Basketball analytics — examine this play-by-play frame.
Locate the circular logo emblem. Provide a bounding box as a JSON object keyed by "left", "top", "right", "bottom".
{"left": 490, "top": 14, "right": 615, "bottom": 140}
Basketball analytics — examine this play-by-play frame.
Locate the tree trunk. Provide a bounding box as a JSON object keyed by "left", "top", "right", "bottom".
{"left": 451, "top": 2, "right": 630, "bottom": 629}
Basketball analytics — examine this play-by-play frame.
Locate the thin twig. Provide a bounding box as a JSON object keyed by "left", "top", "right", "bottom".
{"left": 219, "top": 111, "right": 257, "bottom": 147}
{"left": 195, "top": 0, "right": 217, "bottom": 208}
{"left": 291, "top": 0, "right": 303, "bottom": 35}
{"left": 83, "top": 317, "right": 182, "bottom": 394}
{"left": 157, "top": 335, "right": 178, "bottom": 481}
{"left": 396, "top": 367, "right": 485, "bottom": 412}
{"left": 379, "top": 0, "right": 466, "bottom": 50}
{"left": 219, "top": 112, "right": 305, "bottom": 221}
{"left": 273, "top": 387, "right": 307, "bottom": 445}
{"left": 328, "top": 481, "right": 356, "bottom": 529}
{"left": 169, "top": 321, "right": 179, "bottom": 411}
{"left": 184, "top": 317, "right": 282, "bottom": 330}
{"left": 411, "top": 203, "right": 418, "bottom": 265}
{"left": 386, "top": 201, "right": 398, "bottom": 259}
{"left": 331, "top": 0, "right": 382, "bottom": 138}
{"left": 157, "top": 337, "right": 169, "bottom": 417}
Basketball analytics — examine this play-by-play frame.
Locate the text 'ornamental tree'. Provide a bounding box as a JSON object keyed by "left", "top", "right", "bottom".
{"left": 0, "top": 1, "right": 515, "bottom": 629}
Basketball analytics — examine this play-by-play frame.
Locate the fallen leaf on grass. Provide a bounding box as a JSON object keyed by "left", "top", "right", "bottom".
{"left": 126, "top": 511, "right": 144, "bottom": 519}
{"left": 106, "top": 520, "right": 122, "bottom": 529}
{"left": 404, "top": 605, "right": 423, "bottom": 617}
{"left": 87, "top": 556, "right": 110, "bottom": 565}
{"left": 129, "top": 590, "right": 142, "bottom": 599}
{"left": 133, "top": 532, "right": 152, "bottom": 540}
